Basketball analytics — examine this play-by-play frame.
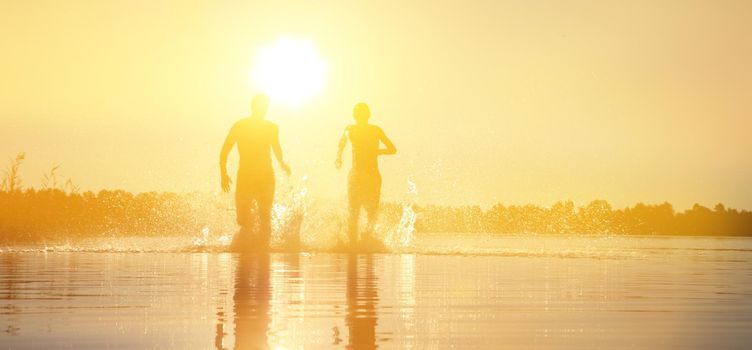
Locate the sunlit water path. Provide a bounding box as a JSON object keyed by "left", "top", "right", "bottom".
{"left": 1, "top": 235, "right": 751, "bottom": 349}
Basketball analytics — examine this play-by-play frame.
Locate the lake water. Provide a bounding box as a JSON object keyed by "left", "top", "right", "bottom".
{"left": 1, "top": 235, "right": 752, "bottom": 349}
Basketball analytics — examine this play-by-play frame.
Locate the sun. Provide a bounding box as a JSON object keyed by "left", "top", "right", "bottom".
{"left": 251, "top": 37, "right": 327, "bottom": 107}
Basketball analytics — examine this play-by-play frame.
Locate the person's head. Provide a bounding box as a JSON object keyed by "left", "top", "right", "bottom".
{"left": 353, "top": 102, "right": 370, "bottom": 124}
{"left": 251, "top": 94, "right": 270, "bottom": 118}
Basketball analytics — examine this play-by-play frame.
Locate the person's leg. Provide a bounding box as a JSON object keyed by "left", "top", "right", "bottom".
{"left": 347, "top": 171, "right": 361, "bottom": 245}
{"left": 256, "top": 172, "right": 275, "bottom": 248}
{"left": 364, "top": 204, "right": 379, "bottom": 236}
{"left": 236, "top": 179, "right": 254, "bottom": 234}
{"left": 348, "top": 203, "right": 361, "bottom": 245}
{"left": 363, "top": 172, "right": 382, "bottom": 236}
{"left": 233, "top": 175, "right": 255, "bottom": 250}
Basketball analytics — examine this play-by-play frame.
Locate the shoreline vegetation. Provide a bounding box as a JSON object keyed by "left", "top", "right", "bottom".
{"left": 2, "top": 153, "right": 751, "bottom": 244}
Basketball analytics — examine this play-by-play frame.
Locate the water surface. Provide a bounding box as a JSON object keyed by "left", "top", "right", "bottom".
{"left": 1, "top": 235, "right": 751, "bottom": 349}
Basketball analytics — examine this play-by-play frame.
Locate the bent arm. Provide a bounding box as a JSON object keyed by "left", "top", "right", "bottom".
{"left": 378, "top": 128, "right": 397, "bottom": 155}
{"left": 335, "top": 127, "right": 349, "bottom": 169}
{"left": 219, "top": 126, "right": 237, "bottom": 176}
{"left": 271, "top": 126, "right": 287, "bottom": 168}
{"left": 336, "top": 128, "right": 349, "bottom": 160}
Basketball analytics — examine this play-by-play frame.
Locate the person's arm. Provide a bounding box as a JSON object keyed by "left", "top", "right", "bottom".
{"left": 377, "top": 127, "right": 397, "bottom": 155}
{"left": 271, "top": 125, "right": 291, "bottom": 175}
{"left": 335, "top": 127, "right": 349, "bottom": 169}
{"left": 219, "top": 124, "right": 237, "bottom": 192}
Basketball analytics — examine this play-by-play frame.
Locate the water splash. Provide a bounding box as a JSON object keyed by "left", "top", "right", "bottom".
{"left": 193, "top": 227, "right": 210, "bottom": 247}
{"left": 387, "top": 179, "right": 418, "bottom": 250}
{"left": 407, "top": 179, "right": 418, "bottom": 196}
{"left": 5, "top": 175, "right": 425, "bottom": 253}
{"left": 271, "top": 175, "right": 309, "bottom": 246}
{"left": 192, "top": 226, "right": 233, "bottom": 248}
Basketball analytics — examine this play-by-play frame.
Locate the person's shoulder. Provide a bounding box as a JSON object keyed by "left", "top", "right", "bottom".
{"left": 263, "top": 120, "right": 279, "bottom": 132}
{"left": 370, "top": 124, "right": 385, "bottom": 134}
{"left": 230, "top": 119, "right": 246, "bottom": 131}
{"left": 342, "top": 124, "right": 356, "bottom": 134}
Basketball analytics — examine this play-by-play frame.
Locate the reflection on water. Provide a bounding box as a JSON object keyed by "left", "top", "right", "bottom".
{"left": 346, "top": 254, "right": 378, "bottom": 350}
{"left": 225, "top": 253, "right": 380, "bottom": 350}
{"left": 233, "top": 254, "right": 271, "bottom": 350}
{"left": 1, "top": 235, "right": 752, "bottom": 349}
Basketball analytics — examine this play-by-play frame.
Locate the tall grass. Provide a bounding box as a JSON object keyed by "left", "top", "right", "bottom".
{"left": 1, "top": 153, "right": 25, "bottom": 192}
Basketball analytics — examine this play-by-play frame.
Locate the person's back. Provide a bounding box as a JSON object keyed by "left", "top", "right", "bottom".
{"left": 348, "top": 124, "right": 383, "bottom": 173}
{"left": 234, "top": 118, "right": 277, "bottom": 174}
{"left": 220, "top": 94, "right": 290, "bottom": 250}
{"left": 336, "top": 103, "right": 396, "bottom": 246}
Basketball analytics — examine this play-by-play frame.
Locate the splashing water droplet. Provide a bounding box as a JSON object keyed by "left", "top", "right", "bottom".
{"left": 270, "top": 175, "right": 310, "bottom": 246}
{"left": 217, "top": 234, "right": 233, "bottom": 246}
{"left": 396, "top": 204, "right": 416, "bottom": 247}
{"left": 193, "top": 227, "right": 210, "bottom": 246}
{"left": 388, "top": 179, "right": 418, "bottom": 250}
{"left": 407, "top": 179, "right": 418, "bottom": 195}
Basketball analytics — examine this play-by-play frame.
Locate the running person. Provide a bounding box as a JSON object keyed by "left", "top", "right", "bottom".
{"left": 220, "top": 94, "right": 290, "bottom": 249}
{"left": 335, "top": 103, "right": 397, "bottom": 246}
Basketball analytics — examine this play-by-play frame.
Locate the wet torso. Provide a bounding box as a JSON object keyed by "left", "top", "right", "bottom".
{"left": 234, "top": 118, "right": 277, "bottom": 175}
{"left": 348, "top": 124, "right": 382, "bottom": 173}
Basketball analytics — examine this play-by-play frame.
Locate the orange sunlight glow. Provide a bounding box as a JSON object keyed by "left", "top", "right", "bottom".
{"left": 251, "top": 37, "right": 327, "bottom": 107}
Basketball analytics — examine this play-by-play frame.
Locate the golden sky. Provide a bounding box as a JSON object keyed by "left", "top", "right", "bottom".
{"left": 1, "top": 0, "right": 751, "bottom": 209}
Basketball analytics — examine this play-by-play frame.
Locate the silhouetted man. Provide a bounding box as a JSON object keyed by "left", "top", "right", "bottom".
{"left": 220, "top": 94, "right": 290, "bottom": 250}
{"left": 336, "top": 103, "right": 396, "bottom": 246}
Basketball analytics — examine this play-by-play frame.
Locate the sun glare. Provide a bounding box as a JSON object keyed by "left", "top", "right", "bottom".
{"left": 252, "top": 37, "right": 327, "bottom": 107}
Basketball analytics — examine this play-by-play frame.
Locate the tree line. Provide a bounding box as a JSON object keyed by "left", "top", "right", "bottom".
{"left": 408, "top": 200, "right": 752, "bottom": 236}
{"left": 1, "top": 153, "right": 750, "bottom": 243}
{"left": 0, "top": 188, "right": 232, "bottom": 244}
{"left": 2, "top": 188, "right": 750, "bottom": 244}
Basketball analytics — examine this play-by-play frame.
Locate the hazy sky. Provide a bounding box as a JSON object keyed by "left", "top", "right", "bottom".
{"left": 1, "top": 0, "right": 751, "bottom": 209}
